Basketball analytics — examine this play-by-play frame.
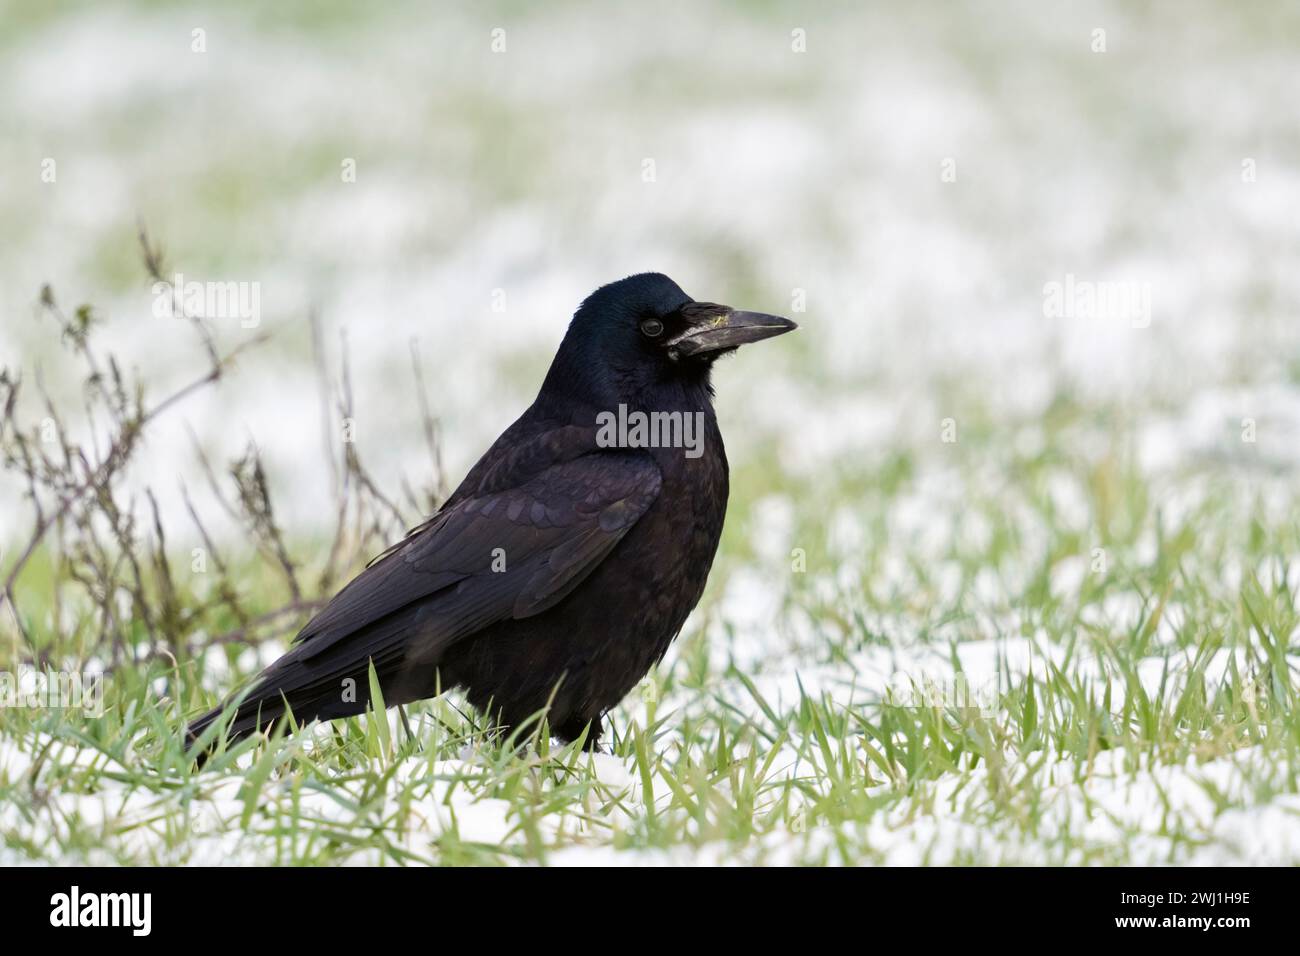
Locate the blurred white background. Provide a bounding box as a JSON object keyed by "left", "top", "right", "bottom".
{"left": 2, "top": 0, "right": 1298, "bottom": 540}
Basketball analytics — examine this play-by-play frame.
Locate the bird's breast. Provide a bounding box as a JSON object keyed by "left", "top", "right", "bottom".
{"left": 619, "top": 420, "right": 730, "bottom": 640}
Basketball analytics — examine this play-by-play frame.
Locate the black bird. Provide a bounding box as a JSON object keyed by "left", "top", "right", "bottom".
{"left": 188, "top": 273, "right": 795, "bottom": 752}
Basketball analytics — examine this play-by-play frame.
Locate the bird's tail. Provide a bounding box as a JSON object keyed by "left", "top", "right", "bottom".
{"left": 185, "top": 674, "right": 381, "bottom": 758}
{"left": 185, "top": 604, "right": 427, "bottom": 760}
{"left": 186, "top": 693, "right": 269, "bottom": 750}
{"left": 185, "top": 682, "right": 302, "bottom": 755}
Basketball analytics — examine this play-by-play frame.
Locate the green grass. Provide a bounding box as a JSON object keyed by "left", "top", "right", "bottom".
{"left": 3, "top": 392, "right": 1297, "bottom": 866}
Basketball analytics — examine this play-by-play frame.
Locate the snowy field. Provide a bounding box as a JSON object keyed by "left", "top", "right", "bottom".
{"left": 2, "top": 0, "right": 1299, "bottom": 865}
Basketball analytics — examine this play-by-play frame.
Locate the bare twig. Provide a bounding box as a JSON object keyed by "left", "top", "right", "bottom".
{"left": 0, "top": 226, "right": 443, "bottom": 685}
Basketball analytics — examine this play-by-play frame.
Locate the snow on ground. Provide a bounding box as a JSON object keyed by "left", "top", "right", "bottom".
{"left": 6, "top": 723, "right": 1295, "bottom": 866}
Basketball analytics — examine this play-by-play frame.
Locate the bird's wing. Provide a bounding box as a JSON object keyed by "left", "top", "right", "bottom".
{"left": 188, "top": 440, "right": 663, "bottom": 743}
{"left": 289, "top": 448, "right": 662, "bottom": 670}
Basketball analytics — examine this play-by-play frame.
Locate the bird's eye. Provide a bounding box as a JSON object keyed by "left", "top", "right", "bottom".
{"left": 640, "top": 318, "right": 664, "bottom": 338}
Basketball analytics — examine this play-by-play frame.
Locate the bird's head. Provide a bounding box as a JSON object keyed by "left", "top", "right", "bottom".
{"left": 543, "top": 273, "right": 797, "bottom": 404}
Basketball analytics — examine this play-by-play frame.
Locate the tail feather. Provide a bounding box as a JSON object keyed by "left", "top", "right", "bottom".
{"left": 186, "top": 604, "right": 426, "bottom": 757}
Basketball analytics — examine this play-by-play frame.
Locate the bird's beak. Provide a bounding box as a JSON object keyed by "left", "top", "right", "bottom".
{"left": 667, "top": 309, "right": 798, "bottom": 358}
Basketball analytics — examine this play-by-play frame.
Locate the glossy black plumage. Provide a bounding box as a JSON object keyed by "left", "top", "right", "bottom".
{"left": 187, "top": 273, "right": 795, "bottom": 751}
